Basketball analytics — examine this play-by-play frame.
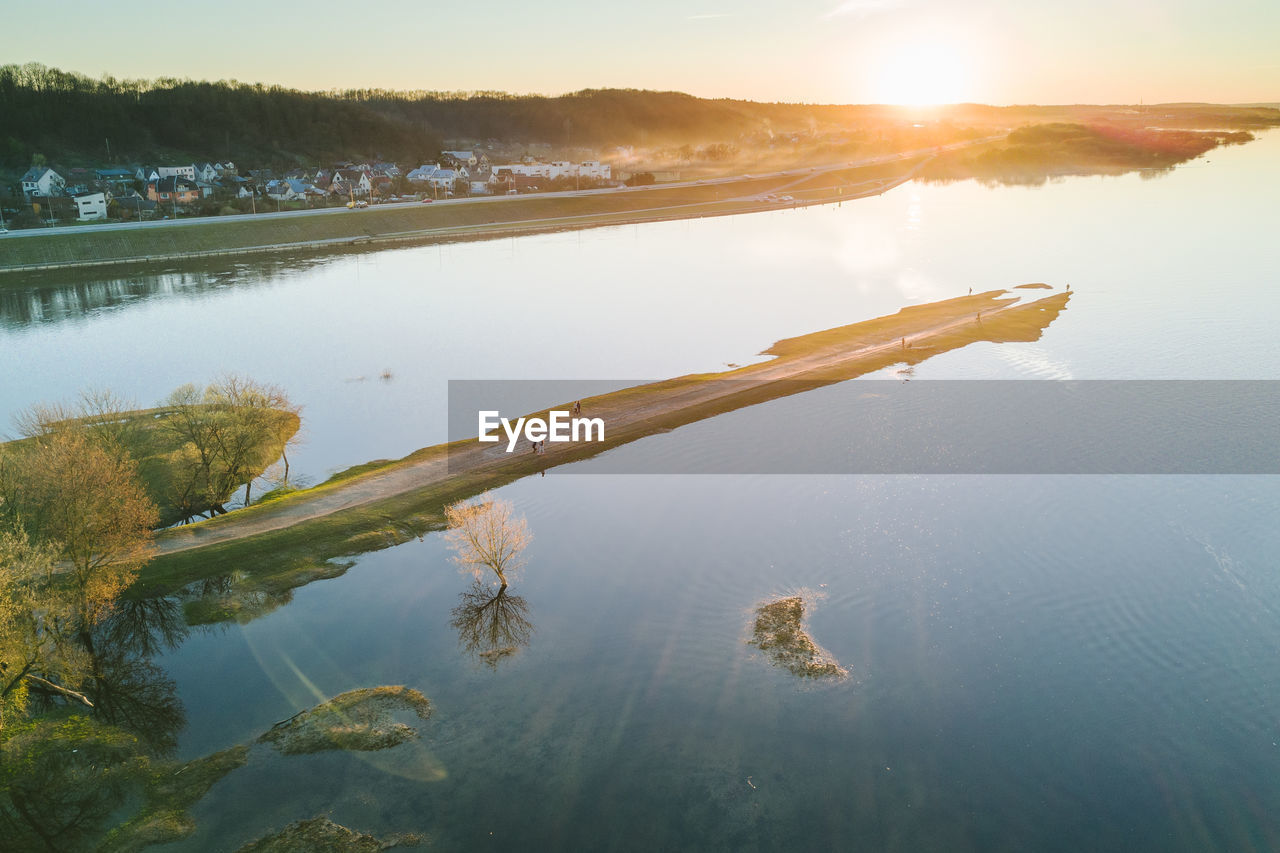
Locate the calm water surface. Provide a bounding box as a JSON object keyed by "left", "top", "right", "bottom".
{"left": 2, "top": 132, "right": 1279, "bottom": 851}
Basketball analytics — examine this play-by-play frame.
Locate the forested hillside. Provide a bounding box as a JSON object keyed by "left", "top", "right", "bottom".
{"left": 3, "top": 63, "right": 1277, "bottom": 172}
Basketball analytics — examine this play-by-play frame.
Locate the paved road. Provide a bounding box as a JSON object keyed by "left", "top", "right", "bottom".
{"left": 0, "top": 138, "right": 999, "bottom": 240}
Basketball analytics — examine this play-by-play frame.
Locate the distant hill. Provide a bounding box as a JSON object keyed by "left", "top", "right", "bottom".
{"left": 0, "top": 65, "right": 442, "bottom": 169}
{"left": 2, "top": 64, "right": 1277, "bottom": 172}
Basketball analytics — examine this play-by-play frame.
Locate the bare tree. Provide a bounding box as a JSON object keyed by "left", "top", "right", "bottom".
{"left": 12, "top": 389, "right": 140, "bottom": 462}
{"left": 443, "top": 494, "right": 531, "bottom": 588}
{"left": 450, "top": 580, "right": 532, "bottom": 669}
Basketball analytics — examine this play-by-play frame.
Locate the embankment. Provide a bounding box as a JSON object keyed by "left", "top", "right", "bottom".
{"left": 142, "top": 287, "right": 1071, "bottom": 602}
{"left": 0, "top": 159, "right": 920, "bottom": 273}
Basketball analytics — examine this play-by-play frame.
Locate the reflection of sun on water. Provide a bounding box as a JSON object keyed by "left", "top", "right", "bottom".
{"left": 873, "top": 38, "right": 971, "bottom": 106}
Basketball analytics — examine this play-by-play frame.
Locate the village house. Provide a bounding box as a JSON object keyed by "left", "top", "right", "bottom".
{"left": 489, "top": 169, "right": 541, "bottom": 193}
{"left": 265, "top": 178, "right": 315, "bottom": 201}
{"left": 424, "top": 168, "right": 462, "bottom": 192}
{"left": 406, "top": 164, "right": 439, "bottom": 183}
{"left": 147, "top": 176, "right": 201, "bottom": 205}
{"left": 157, "top": 164, "right": 197, "bottom": 180}
{"left": 21, "top": 166, "right": 66, "bottom": 198}
{"left": 488, "top": 160, "right": 611, "bottom": 183}
{"left": 442, "top": 150, "right": 479, "bottom": 169}
{"left": 113, "top": 192, "right": 157, "bottom": 219}
{"left": 72, "top": 190, "right": 109, "bottom": 221}
{"left": 94, "top": 167, "right": 135, "bottom": 187}
{"left": 330, "top": 169, "right": 371, "bottom": 198}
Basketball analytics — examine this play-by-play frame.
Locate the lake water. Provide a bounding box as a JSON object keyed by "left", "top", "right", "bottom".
{"left": 3, "top": 132, "right": 1279, "bottom": 850}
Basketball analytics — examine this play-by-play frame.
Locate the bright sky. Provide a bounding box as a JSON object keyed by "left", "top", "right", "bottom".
{"left": 2, "top": 0, "right": 1276, "bottom": 104}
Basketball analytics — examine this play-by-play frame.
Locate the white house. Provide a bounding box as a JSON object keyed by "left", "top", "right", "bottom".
{"left": 425, "top": 168, "right": 461, "bottom": 191}
{"left": 487, "top": 160, "right": 610, "bottom": 183}
{"left": 158, "top": 164, "right": 197, "bottom": 180}
{"left": 330, "top": 169, "right": 371, "bottom": 198}
{"left": 21, "top": 167, "right": 66, "bottom": 198}
{"left": 194, "top": 162, "right": 219, "bottom": 182}
{"left": 72, "top": 191, "right": 109, "bottom": 221}
{"left": 265, "top": 178, "right": 312, "bottom": 201}
{"left": 406, "top": 164, "right": 440, "bottom": 183}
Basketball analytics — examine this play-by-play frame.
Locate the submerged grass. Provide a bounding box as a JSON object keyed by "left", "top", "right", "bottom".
{"left": 749, "top": 596, "right": 847, "bottom": 679}
{"left": 257, "top": 686, "right": 433, "bottom": 756}
{"left": 100, "top": 745, "right": 250, "bottom": 852}
{"left": 235, "top": 816, "right": 425, "bottom": 852}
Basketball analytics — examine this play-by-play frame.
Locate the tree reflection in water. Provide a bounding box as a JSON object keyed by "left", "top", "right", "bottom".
{"left": 450, "top": 580, "right": 533, "bottom": 669}
{"left": 0, "top": 595, "right": 189, "bottom": 849}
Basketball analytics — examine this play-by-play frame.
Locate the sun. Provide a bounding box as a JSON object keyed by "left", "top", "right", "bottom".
{"left": 872, "top": 38, "right": 972, "bottom": 106}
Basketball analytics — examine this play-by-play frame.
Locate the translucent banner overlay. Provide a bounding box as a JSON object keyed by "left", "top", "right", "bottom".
{"left": 447, "top": 380, "right": 1280, "bottom": 475}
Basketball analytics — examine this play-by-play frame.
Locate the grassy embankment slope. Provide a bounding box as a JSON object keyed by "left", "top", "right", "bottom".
{"left": 0, "top": 158, "right": 919, "bottom": 272}
{"left": 142, "top": 287, "right": 1070, "bottom": 622}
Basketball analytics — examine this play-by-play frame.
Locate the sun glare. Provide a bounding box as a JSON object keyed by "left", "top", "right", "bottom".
{"left": 872, "top": 39, "right": 972, "bottom": 106}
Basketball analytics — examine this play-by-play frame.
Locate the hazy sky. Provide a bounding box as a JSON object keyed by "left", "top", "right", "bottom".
{"left": 2, "top": 0, "right": 1276, "bottom": 104}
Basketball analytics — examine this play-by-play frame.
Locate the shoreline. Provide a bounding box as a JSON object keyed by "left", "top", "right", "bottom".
{"left": 141, "top": 286, "right": 1071, "bottom": 598}
{"left": 0, "top": 155, "right": 934, "bottom": 274}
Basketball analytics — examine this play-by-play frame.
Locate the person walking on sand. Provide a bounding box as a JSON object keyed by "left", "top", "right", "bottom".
{"left": 968, "top": 287, "right": 972, "bottom": 295}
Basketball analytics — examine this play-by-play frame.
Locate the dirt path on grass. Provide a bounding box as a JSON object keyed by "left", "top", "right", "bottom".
{"left": 154, "top": 287, "right": 1069, "bottom": 557}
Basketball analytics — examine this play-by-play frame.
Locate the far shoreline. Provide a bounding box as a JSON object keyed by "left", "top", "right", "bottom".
{"left": 0, "top": 153, "right": 935, "bottom": 274}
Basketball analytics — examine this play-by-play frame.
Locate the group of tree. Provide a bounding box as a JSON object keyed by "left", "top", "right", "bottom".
{"left": 920, "top": 122, "right": 1258, "bottom": 186}
{"left": 0, "top": 377, "right": 296, "bottom": 729}
{"left": 0, "top": 63, "right": 442, "bottom": 170}
{"left": 159, "top": 376, "right": 300, "bottom": 521}
{"left": 7, "top": 63, "right": 1280, "bottom": 176}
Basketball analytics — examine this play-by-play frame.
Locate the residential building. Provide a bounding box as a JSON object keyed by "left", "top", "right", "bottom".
{"left": 21, "top": 167, "right": 66, "bottom": 198}
{"left": 147, "top": 176, "right": 201, "bottom": 205}
{"left": 406, "top": 164, "right": 440, "bottom": 183}
{"left": 330, "top": 169, "right": 371, "bottom": 198}
{"left": 487, "top": 160, "right": 610, "bottom": 183}
{"left": 95, "top": 168, "right": 135, "bottom": 186}
{"left": 424, "top": 168, "right": 462, "bottom": 192}
{"left": 442, "top": 150, "right": 479, "bottom": 168}
{"left": 157, "top": 164, "right": 197, "bottom": 180}
{"left": 72, "top": 191, "right": 109, "bottom": 221}
{"left": 113, "top": 193, "right": 157, "bottom": 218}
{"left": 265, "top": 178, "right": 313, "bottom": 201}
